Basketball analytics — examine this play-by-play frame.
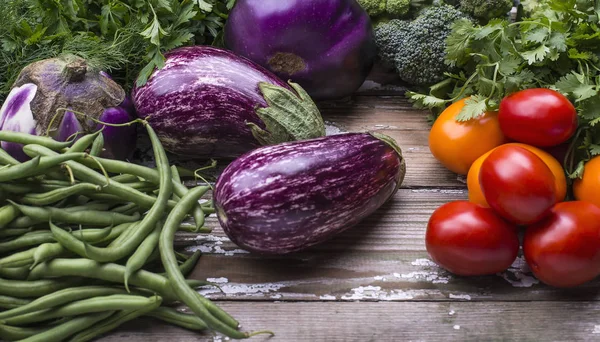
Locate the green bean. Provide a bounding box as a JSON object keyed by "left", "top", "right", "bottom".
{"left": 106, "top": 222, "right": 139, "bottom": 248}
{"left": 23, "top": 144, "right": 176, "bottom": 210}
{"left": 0, "top": 324, "right": 48, "bottom": 341}
{"left": 177, "top": 225, "right": 212, "bottom": 234}
{"left": 0, "top": 131, "right": 71, "bottom": 150}
{"left": 89, "top": 133, "right": 104, "bottom": 157}
{"left": 146, "top": 306, "right": 207, "bottom": 331}
{"left": 0, "top": 231, "right": 54, "bottom": 254}
{"left": 124, "top": 223, "right": 161, "bottom": 291}
{"left": 69, "top": 296, "right": 162, "bottom": 342}
{"left": 0, "top": 286, "right": 129, "bottom": 320}
{"left": 0, "top": 153, "right": 89, "bottom": 182}
{"left": 159, "top": 185, "right": 247, "bottom": 338}
{"left": 76, "top": 153, "right": 206, "bottom": 228}
{"left": 40, "top": 179, "right": 74, "bottom": 187}
{"left": 0, "top": 266, "right": 30, "bottom": 280}
{"left": 0, "top": 183, "right": 36, "bottom": 195}
{"left": 31, "top": 243, "right": 67, "bottom": 269}
{"left": 171, "top": 165, "right": 182, "bottom": 201}
{"left": 0, "top": 278, "right": 81, "bottom": 298}
{"left": 111, "top": 202, "right": 139, "bottom": 215}
{"left": 0, "top": 156, "right": 40, "bottom": 182}
{"left": 94, "top": 222, "right": 135, "bottom": 245}
{"left": 10, "top": 201, "right": 140, "bottom": 227}
{"left": 0, "top": 205, "right": 18, "bottom": 229}
{"left": 0, "top": 228, "right": 32, "bottom": 239}
{"left": 66, "top": 131, "right": 102, "bottom": 154}
{"left": 18, "top": 310, "right": 114, "bottom": 342}
{"left": 7, "top": 203, "right": 112, "bottom": 229}
{"left": 51, "top": 124, "right": 173, "bottom": 266}
{"left": 123, "top": 181, "right": 158, "bottom": 191}
{"left": 0, "top": 149, "right": 19, "bottom": 166}
{"left": 28, "top": 258, "right": 172, "bottom": 297}
{"left": 83, "top": 192, "right": 129, "bottom": 203}
{"left": 0, "top": 296, "right": 31, "bottom": 310}
{"left": 4, "top": 294, "right": 156, "bottom": 326}
{"left": 0, "top": 248, "right": 36, "bottom": 268}
{"left": 19, "top": 183, "right": 101, "bottom": 206}
{"left": 63, "top": 203, "right": 112, "bottom": 212}
{"left": 70, "top": 225, "right": 114, "bottom": 244}
{"left": 173, "top": 251, "right": 201, "bottom": 278}
{"left": 110, "top": 174, "right": 140, "bottom": 183}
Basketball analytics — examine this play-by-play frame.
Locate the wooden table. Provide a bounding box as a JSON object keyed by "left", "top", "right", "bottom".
{"left": 103, "top": 74, "right": 600, "bottom": 341}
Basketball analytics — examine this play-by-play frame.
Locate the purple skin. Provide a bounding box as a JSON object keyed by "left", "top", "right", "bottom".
{"left": 214, "top": 133, "right": 406, "bottom": 254}
{"left": 132, "top": 46, "right": 291, "bottom": 159}
{"left": 224, "top": 0, "right": 376, "bottom": 100}
{"left": 96, "top": 105, "right": 137, "bottom": 160}
{"left": 53, "top": 100, "right": 137, "bottom": 160}
{"left": 0, "top": 84, "right": 38, "bottom": 162}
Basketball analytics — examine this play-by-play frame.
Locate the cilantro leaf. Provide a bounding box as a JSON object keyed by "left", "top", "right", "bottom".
{"left": 523, "top": 27, "right": 550, "bottom": 44}
{"left": 456, "top": 95, "right": 489, "bottom": 122}
{"left": 498, "top": 56, "right": 522, "bottom": 75}
{"left": 521, "top": 44, "right": 550, "bottom": 64}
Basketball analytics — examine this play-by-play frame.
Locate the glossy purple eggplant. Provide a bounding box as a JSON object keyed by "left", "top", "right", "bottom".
{"left": 132, "top": 46, "right": 325, "bottom": 159}
{"left": 224, "top": 0, "right": 377, "bottom": 100}
{"left": 214, "top": 132, "right": 406, "bottom": 254}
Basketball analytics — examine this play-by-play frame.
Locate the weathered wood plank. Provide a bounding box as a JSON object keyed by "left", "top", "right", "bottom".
{"left": 171, "top": 188, "right": 600, "bottom": 303}
{"left": 101, "top": 301, "right": 600, "bottom": 341}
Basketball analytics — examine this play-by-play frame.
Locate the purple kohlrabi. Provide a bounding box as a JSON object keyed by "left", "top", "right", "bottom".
{"left": 0, "top": 55, "right": 137, "bottom": 161}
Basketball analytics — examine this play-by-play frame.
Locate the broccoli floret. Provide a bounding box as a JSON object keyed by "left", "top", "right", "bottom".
{"left": 459, "top": 0, "right": 513, "bottom": 22}
{"left": 357, "top": 0, "right": 411, "bottom": 18}
{"left": 374, "top": 4, "right": 470, "bottom": 87}
{"left": 357, "top": 0, "right": 433, "bottom": 20}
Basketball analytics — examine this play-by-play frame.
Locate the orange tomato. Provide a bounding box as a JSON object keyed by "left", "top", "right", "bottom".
{"left": 428, "top": 98, "right": 506, "bottom": 175}
{"left": 574, "top": 156, "right": 600, "bottom": 207}
{"left": 468, "top": 143, "right": 567, "bottom": 207}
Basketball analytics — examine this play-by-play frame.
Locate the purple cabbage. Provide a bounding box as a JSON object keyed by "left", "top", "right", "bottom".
{"left": 132, "top": 46, "right": 325, "bottom": 159}
{"left": 0, "top": 55, "right": 137, "bottom": 160}
{"left": 214, "top": 132, "right": 406, "bottom": 254}
{"left": 224, "top": 0, "right": 377, "bottom": 100}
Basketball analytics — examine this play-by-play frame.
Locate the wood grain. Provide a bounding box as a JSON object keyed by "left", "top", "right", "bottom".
{"left": 102, "top": 301, "right": 600, "bottom": 341}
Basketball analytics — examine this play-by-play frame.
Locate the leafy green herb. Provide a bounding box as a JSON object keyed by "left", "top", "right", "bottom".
{"left": 408, "top": 0, "right": 600, "bottom": 179}
{"left": 0, "top": 0, "right": 235, "bottom": 101}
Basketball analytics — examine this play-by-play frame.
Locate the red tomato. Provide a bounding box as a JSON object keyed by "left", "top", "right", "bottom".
{"left": 426, "top": 201, "right": 519, "bottom": 276}
{"left": 499, "top": 88, "right": 577, "bottom": 147}
{"left": 479, "top": 145, "right": 556, "bottom": 225}
{"left": 523, "top": 201, "right": 600, "bottom": 288}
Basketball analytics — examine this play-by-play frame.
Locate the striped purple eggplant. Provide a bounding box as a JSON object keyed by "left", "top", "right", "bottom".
{"left": 214, "top": 132, "right": 406, "bottom": 254}
{"left": 131, "top": 46, "right": 325, "bottom": 159}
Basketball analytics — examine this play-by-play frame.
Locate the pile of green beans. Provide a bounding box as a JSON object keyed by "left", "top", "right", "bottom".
{"left": 0, "top": 127, "right": 268, "bottom": 341}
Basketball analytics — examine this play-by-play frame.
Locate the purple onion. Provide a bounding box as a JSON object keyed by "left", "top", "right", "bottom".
{"left": 0, "top": 84, "right": 38, "bottom": 161}
{"left": 214, "top": 132, "right": 406, "bottom": 254}
{"left": 96, "top": 105, "right": 137, "bottom": 160}
{"left": 224, "top": 0, "right": 377, "bottom": 100}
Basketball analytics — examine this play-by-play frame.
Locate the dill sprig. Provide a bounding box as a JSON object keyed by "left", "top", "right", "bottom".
{"left": 0, "top": 0, "right": 235, "bottom": 102}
